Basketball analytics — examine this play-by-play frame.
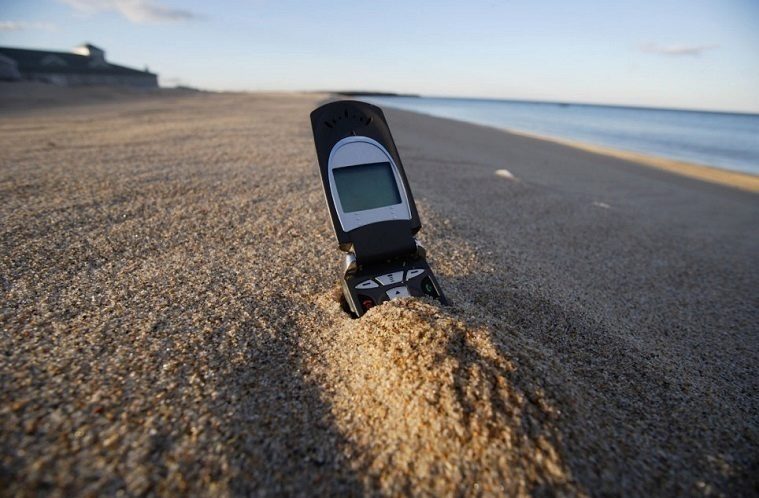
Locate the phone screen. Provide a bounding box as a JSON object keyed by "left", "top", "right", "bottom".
{"left": 333, "top": 162, "right": 402, "bottom": 213}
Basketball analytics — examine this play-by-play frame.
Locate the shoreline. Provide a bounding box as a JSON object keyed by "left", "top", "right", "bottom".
{"left": 501, "top": 127, "right": 759, "bottom": 194}
{"left": 4, "top": 82, "right": 756, "bottom": 194}
{"left": 371, "top": 103, "right": 759, "bottom": 194}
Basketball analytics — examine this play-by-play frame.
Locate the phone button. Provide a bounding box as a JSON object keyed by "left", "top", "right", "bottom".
{"left": 376, "top": 271, "right": 404, "bottom": 286}
{"left": 406, "top": 269, "right": 425, "bottom": 280}
{"left": 358, "top": 295, "right": 375, "bottom": 311}
{"left": 355, "top": 279, "right": 379, "bottom": 289}
{"left": 421, "top": 277, "right": 438, "bottom": 297}
{"left": 386, "top": 286, "right": 410, "bottom": 299}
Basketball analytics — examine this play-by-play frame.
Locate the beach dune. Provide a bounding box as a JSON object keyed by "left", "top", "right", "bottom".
{"left": 1, "top": 86, "right": 757, "bottom": 496}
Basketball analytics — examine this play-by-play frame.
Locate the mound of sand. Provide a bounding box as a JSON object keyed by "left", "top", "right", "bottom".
{"left": 305, "top": 297, "right": 579, "bottom": 495}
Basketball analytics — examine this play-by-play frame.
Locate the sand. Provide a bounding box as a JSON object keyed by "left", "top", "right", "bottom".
{"left": 1, "top": 85, "right": 757, "bottom": 496}
{"left": 489, "top": 127, "right": 759, "bottom": 194}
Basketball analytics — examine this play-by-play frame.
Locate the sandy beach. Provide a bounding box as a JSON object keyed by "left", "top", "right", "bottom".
{"left": 485, "top": 127, "right": 759, "bottom": 194}
{"left": 1, "top": 86, "right": 757, "bottom": 496}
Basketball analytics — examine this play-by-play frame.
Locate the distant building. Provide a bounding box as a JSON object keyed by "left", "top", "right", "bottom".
{"left": 0, "top": 43, "right": 158, "bottom": 88}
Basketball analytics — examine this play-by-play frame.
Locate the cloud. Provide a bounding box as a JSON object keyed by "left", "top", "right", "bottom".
{"left": 59, "top": 0, "right": 198, "bottom": 23}
{"left": 0, "top": 21, "right": 56, "bottom": 31}
{"left": 640, "top": 43, "right": 719, "bottom": 57}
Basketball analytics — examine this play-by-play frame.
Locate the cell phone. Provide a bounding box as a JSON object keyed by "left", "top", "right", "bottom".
{"left": 310, "top": 100, "right": 448, "bottom": 317}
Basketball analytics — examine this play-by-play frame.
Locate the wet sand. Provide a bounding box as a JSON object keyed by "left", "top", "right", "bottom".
{"left": 1, "top": 87, "right": 757, "bottom": 496}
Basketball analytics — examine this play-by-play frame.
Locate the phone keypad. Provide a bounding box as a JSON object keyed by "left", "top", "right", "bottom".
{"left": 354, "top": 269, "right": 427, "bottom": 296}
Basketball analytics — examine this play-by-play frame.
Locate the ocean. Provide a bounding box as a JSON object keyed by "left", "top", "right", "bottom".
{"left": 362, "top": 96, "right": 759, "bottom": 176}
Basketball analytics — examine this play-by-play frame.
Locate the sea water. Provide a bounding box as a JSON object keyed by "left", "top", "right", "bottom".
{"left": 363, "top": 96, "right": 759, "bottom": 176}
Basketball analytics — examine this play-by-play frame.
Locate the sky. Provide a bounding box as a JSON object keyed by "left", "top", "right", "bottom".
{"left": 1, "top": 0, "right": 758, "bottom": 113}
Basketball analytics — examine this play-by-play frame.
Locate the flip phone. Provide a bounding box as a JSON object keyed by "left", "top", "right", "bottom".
{"left": 310, "top": 100, "right": 448, "bottom": 317}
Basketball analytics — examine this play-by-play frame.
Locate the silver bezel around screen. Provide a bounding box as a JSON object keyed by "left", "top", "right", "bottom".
{"left": 327, "top": 136, "right": 411, "bottom": 233}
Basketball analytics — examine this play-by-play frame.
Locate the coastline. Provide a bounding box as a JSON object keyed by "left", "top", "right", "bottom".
{"left": 369, "top": 101, "right": 759, "bottom": 194}
{"left": 500, "top": 127, "right": 759, "bottom": 194}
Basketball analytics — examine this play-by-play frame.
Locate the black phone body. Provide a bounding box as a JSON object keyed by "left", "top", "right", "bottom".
{"left": 310, "top": 100, "right": 447, "bottom": 317}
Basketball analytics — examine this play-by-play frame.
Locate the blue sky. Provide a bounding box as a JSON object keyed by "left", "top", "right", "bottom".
{"left": 1, "top": 0, "right": 758, "bottom": 112}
